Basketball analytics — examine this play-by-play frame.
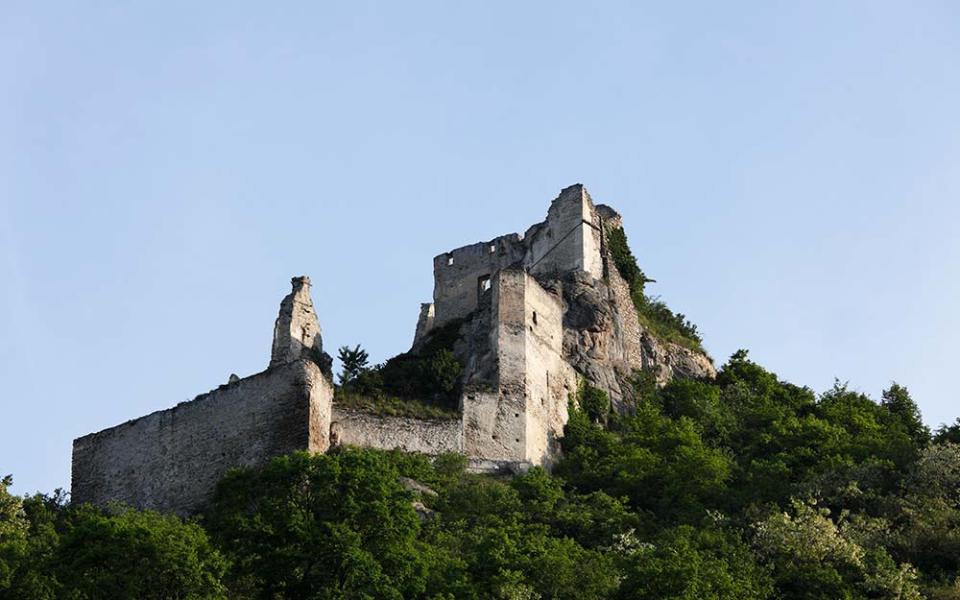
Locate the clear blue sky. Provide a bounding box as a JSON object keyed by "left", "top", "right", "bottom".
{"left": 2, "top": 2, "right": 959, "bottom": 496}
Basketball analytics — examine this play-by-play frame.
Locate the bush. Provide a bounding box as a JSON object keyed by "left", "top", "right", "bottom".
{"left": 580, "top": 383, "right": 611, "bottom": 424}
{"left": 336, "top": 320, "right": 466, "bottom": 417}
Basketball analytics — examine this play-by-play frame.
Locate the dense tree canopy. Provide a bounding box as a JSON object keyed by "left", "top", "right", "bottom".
{"left": 3, "top": 350, "right": 959, "bottom": 598}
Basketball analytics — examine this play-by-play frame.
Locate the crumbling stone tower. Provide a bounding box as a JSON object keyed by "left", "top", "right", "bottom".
{"left": 72, "top": 183, "right": 715, "bottom": 515}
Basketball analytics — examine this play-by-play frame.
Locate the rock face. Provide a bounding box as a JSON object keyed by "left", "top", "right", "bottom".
{"left": 270, "top": 276, "right": 324, "bottom": 367}
{"left": 555, "top": 219, "right": 716, "bottom": 410}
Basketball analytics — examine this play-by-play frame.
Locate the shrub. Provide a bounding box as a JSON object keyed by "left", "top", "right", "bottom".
{"left": 335, "top": 320, "right": 466, "bottom": 417}
{"left": 580, "top": 383, "right": 611, "bottom": 424}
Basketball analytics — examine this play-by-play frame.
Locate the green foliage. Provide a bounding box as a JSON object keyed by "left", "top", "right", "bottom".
{"left": 308, "top": 346, "right": 334, "bottom": 380}
{"left": 553, "top": 351, "right": 937, "bottom": 597}
{"left": 934, "top": 418, "right": 960, "bottom": 444}
{"left": 5, "top": 349, "right": 955, "bottom": 598}
{"left": 203, "top": 449, "right": 621, "bottom": 599}
{"left": 335, "top": 320, "right": 466, "bottom": 418}
{"left": 882, "top": 382, "right": 930, "bottom": 448}
{"left": 605, "top": 226, "right": 703, "bottom": 351}
{"left": 558, "top": 400, "right": 732, "bottom": 523}
{"left": 580, "top": 383, "right": 611, "bottom": 423}
{"left": 606, "top": 227, "right": 651, "bottom": 296}
{"left": 53, "top": 507, "right": 228, "bottom": 599}
{"left": 207, "top": 449, "right": 427, "bottom": 599}
{"left": 334, "top": 388, "right": 459, "bottom": 420}
{"left": 337, "top": 343, "right": 369, "bottom": 385}
{"left": 0, "top": 486, "right": 227, "bottom": 600}
{"left": 752, "top": 499, "right": 922, "bottom": 600}
{"left": 0, "top": 475, "right": 28, "bottom": 592}
{"left": 618, "top": 525, "right": 773, "bottom": 600}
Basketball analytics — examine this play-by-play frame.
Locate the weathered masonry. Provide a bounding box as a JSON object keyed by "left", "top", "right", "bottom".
{"left": 72, "top": 184, "right": 716, "bottom": 514}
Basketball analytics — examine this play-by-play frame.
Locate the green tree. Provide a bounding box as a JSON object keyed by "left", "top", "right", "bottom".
{"left": 618, "top": 525, "right": 772, "bottom": 600}
{"left": 753, "top": 498, "right": 921, "bottom": 600}
{"left": 428, "top": 473, "right": 620, "bottom": 599}
{"left": 337, "top": 344, "right": 370, "bottom": 385}
{"left": 557, "top": 402, "right": 731, "bottom": 523}
{"left": 881, "top": 383, "right": 930, "bottom": 448}
{"left": 54, "top": 506, "right": 228, "bottom": 600}
{"left": 424, "top": 348, "right": 461, "bottom": 395}
{"left": 206, "top": 449, "right": 427, "bottom": 599}
{"left": 3, "top": 486, "right": 227, "bottom": 600}
{"left": 0, "top": 475, "right": 28, "bottom": 592}
{"left": 580, "top": 384, "right": 611, "bottom": 424}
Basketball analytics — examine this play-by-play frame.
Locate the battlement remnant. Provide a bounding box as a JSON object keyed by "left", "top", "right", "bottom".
{"left": 72, "top": 184, "right": 715, "bottom": 515}
{"left": 271, "top": 276, "right": 323, "bottom": 367}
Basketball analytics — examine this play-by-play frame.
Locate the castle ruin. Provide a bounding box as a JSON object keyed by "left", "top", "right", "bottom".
{"left": 71, "top": 184, "right": 715, "bottom": 515}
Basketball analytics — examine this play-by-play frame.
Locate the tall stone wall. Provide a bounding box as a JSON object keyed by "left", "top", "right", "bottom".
{"left": 520, "top": 274, "right": 576, "bottom": 467}
{"left": 599, "top": 217, "right": 645, "bottom": 370}
{"left": 330, "top": 407, "right": 462, "bottom": 455}
{"left": 461, "top": 269, "right": 575, "bottom": 467}
{"left": 71, "top": 360, "right": 333, "bottom": 515}
{"left": 462, "top": 269, "right": 527, "bottom": 461}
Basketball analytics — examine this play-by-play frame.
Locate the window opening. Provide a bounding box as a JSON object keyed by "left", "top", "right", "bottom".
{"left": 478, "top": 275, "right": 491, "bottom": 296}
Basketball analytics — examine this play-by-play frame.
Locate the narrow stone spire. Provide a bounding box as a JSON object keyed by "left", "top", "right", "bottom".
{"left": 270, "top": 276, "right": 324, "bottom": 368}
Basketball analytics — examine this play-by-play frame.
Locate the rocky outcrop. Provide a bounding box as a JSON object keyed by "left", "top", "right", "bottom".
{"left": 559, "top": 271, "right": 636, "bottom": 406}
{"left": 552, "top": 260, "right": 715, "bottom": 411}
{"left": 640, "top": 334, "right": 716, "bottom": 384}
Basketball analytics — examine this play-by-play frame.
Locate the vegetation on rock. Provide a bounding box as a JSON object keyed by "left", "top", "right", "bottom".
{"left": 606, "top": 226, "right": 704, "bottom": 352}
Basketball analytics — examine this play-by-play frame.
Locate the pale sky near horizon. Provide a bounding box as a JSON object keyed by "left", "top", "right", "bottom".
{"left": 2, "top": 2, "right": 959, "bottom": 496}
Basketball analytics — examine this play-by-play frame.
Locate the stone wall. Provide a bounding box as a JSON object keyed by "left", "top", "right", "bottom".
{"left": 526, "top": 184, "right": 604, "bottom": 280}
{"left": 430, "top": 184, "right": 605, "bottom": 328}
{"left": 600, "top": 216, "right": 645, "bottom": 370}
{"left": 520, "top": 273, "right": 576, "bottom": 467}
{"left": 461, "top": 269, "right": 527, "bottom": 461}
{"left": 330, "top": 407, "right": 462, "bottom": 455}
{"left": 432, "top": 233, "right": 527, "bottom": 327}
{"left": 461, "top": 269, "right": 575, "bottom": 467}
{"left": 71, "top": 360, "right": 333, "bottom": 515}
